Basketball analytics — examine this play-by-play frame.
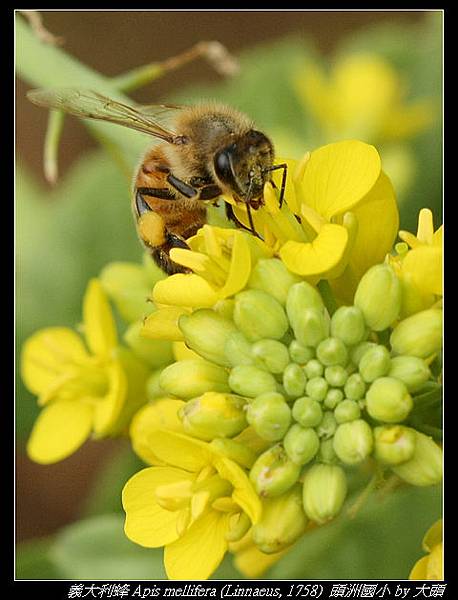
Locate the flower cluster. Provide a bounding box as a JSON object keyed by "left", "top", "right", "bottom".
{"left": 21, "top": 139, "right": 442, "bottom": 580}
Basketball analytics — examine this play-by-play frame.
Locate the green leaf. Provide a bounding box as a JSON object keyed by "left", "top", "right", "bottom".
{"left": 16, "top": 538, "right": 61, "bottom": 579}
{"left": 265, "top": 484, "right": 441, "bottom": 579}
{"left": 50, "top": 513, "right": 166, "bottom": 579}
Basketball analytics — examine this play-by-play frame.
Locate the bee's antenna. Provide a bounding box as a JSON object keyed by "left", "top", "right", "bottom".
{"left": 263, "top": 163, "right": 288, "bottom": 208}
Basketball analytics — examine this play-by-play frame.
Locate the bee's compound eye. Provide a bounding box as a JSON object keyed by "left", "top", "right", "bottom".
{"left": 214, "top": 148, "right": 235, "bottom": 186}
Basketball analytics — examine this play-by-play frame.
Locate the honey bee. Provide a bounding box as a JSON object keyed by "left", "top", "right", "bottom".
{"left": 27, "top": 88, "right": 287, "bottom": 274}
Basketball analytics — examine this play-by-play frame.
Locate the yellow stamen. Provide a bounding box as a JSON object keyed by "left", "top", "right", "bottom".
{"left": 225, "top": 511, "right": 252, "bottom": 542}
{"left": 416, "top": 208, "right": 434, "bottom": 244}
{"left": 212, "top": 496, "right": 240, "bottom": 512}
{"left": 155, "top": 479, "right": 193, "bottom": 511}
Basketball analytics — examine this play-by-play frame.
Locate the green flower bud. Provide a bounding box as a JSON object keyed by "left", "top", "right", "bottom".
{"left": 354, "top": 263, "right": 402, "bottom": 331}
{"left": 366, "top": 377, "right": 413, "bottom": 423}
{"left": 302, "top": 463, "right": 347, "bottom": 523}
{"left": 252, "top": 485, "right": 308, "bottom": 553}
{"left": 123, "top": 320, "right": 174, "bottom": 368}
{"left": 318, "top": 438, "right": 338, "bottom": 464}
{"left": 145, "top": 369, "right": 164, "bottom": 401}
{"left": 317, "top": 411, "right": 337, "bottom": 439}
{"left": 334, "top": 399, "right": 361, "bottom": 423}
{"left": 391, "top": 431, "right": 442, "bottom": 486}
{"left": 330, "top": 306, "right": 368, "bottom": 346}
{"left": 159, "top": 359, "right": 230, "bottom": 399}
{"left": 358, "top": 345, "right": 391, "bottom": 383}
{"left": 305, "top": 377, "right": 329, "bottom": 402}
{"left": 333, "top": 420, "right": 373, "bottom": 464}
{"left": 286, "top": 281, "right": 324, "bottom": 326}
{"left": 179, "top": 309, "right": 237, "bottom": 367}
{"left": 252, "top": 339, "right": 290, "bottom": 374}
{"left": 246, "top": 392, "right": 292, "bottom": 442}
{"left": 234, "top": 290, "right": 289, "bottom": 342}
{"left": 224, "top": 332, "right": 255, "bottom": 367}
{"left": 250, "top": 444, "right": 301, "bottom": 497}
{"left": 350, "top": 341, "right": 378, "bottom": 367}
{"left": 214, "top": 298, "right": 235, "bottom": 320}
{"left": 373, "top": 425, "right": 417, "bottom": 465}
{"left": 248, "top": 258, "right": 302, "bottom": 305}
{"left": 284, "top": 424, "right": 320, "bottom": 465}
{"left": 229, "top": 365, "right": 278, "bottom": 398}
{"left": 390, "top": 309, "right": 442, "bottom": 358}
{"left": 292, "top": 396, "right": 323, "bottom": 427}
{"left": 325, "top": 365, "right": 348, "bottom": 388}
{"left": 180, "top": 392, "right": 247, "bottom": 441}
{"left": 291, "top": 308, "right": 330, "bottom": 348}
{"left": 324, "top": 388, "right": 344, "bottom": 410}
{"left": 304, "top": 358, "right": 324, "bottom": 378}
{"left": 388, "top": 356, "right": 431, "bottom": 392}
{"left": 344, "top": 373, "right": 367, "bottom": 400}
{"left": 283, "top": 363, "right": 307, "bottom": 398}
{"left": 210, "top": 437, "right": 257, "bottom": 468}
{"left": 289, "top": 341, "right": 315, "bottom": 364}
{"left": 316, "top": 337, "right": 349, "bottom": 367}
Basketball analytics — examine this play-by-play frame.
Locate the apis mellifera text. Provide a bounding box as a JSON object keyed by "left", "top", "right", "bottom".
{"left": 27, "top": 88, "right": 287, "bottom": 275}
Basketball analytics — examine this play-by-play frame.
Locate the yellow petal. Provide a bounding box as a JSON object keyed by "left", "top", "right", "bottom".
{"left": 344, "top": 171, "right": 399, "bottom": 280}
{"left": 426, "top": 543, "right": 443, "bottom": 580}
{"left": 26, "top": 400, "right": 93, "bottom": 464}
{"left": 83, "top": 279, "right": 117, "bottom": 357}
{"left": 217, "top": 232, "right": 252, "bottom": 299}
{"left": 422, "top": 519, "right": 442, "bottom": 552}
{"left": 402, "top": 246, "right": 442, "bottom": 296}
{"left": 172, "top": 341, "right": 202, "bottom": 361}
{"left": 417, "top": 208, "right": 435, "bottom": 244}
{"left": 130, "top": 399, "right": 186, "bottom": 466}
{"left": 300, "top": 140, "right": 381, "bottom": 220}
{"left": 409, "top": 555, "right": 429, "bottom": 580}
{"left": 142, "top": 306, "right": 189, "bottom": 342}
{"left": 215, "top": 457, "right": 261, "bottom": 524}
{"left": 164, "top": 510, "right": 231, "bottom": 580}
{"left": 153, "top": 274, "right": 219, "bottom": 308}
{"left": 232, "top": 540, "right": 287, "bottom": 578}
{"left": 380, "top": 99, "right": 437, "bottom": 141}
{"left": 92, "top": 360, "right": 127, "bottom": 437}
{"left": 21, "top": 327, "right": 89, "bottom": 396}
{"left": 279, "top": 223, "right": 348, "bottom": 277}
{"left": 432, "top": 225, "right": 443, "bottom": 247}
{"left": 122, "top": 466, "right": 188, "bottom": 547}
{"left": 145, "top": 429, "right": 216, "bottom": 473}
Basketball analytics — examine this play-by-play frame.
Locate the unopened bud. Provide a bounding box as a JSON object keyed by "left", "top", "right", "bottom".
{"left": 283, "top": 363, "right": 307, "bottom": 398}
{"left": 289, "top": 341, "right": 315, "bottom": 364}
{"left": 390, "top": 309, "right": 442, "bottom": 358}
{"left": 354, "top": 264, "right": 401, "bottom": 331}
{"left": 358, "top": 345, "right": 391, "bottom": 383}
{"left": 304, "top": 358, "right": 324, "bottom": 378}
{"left": 305, "top": 376, "right": 329, "bottom": 401}
{"left": 210, "top": 437, "right": 257, "bottom": 469}
{"left": 316, "top": 337, "right": 349, "bottom": 367}
{"left": 318, "top": 438, "right": 338, "bottom": 464}
{"left": 344, "top": 373, "right": 366, "bottom": 401}
{"left": 214, "top": 298, "right": 235, "bottom": 320}
{"left": 229, "top": 365, "right": 278, "bottom": 398}
{"left": 330, "top": 306, "right": 368, "bottom": 346}
{"left": 284, "top": 424, "right": 320, "bottom": 465}
{"left": 373, "top": 425, "right": 417, "bottom": 465}
{"left": 324, "top": 388, "right": 344, "bottom": 410}
{"left": 234, "top": 290, "right": 289, "bottom": 342}
{"left": 388, "top": 356, "right": 431, "bottom": 392}
{"left": 246, "top": 392, "right": 292, "bottom": 442}
{"left": 391, "top": 431, "right": 442, "bottom": 486}
{"left": 252, "top": 485, "right": 308, "bottom": 553}
{"left": 333, "top": 420, "right": 373, "bottom": 465}
{"left": 180, "top": 392, "right": 247, "bottom": 441}
{"left": 302, "top": 463, "right": 347, "bottom": 524}
{"left": 159, "top": 359, "right": 230, "bottom": 399}
{"left": 350, "top": 341, "right": 378, "bottom": 367}
{"left": 325, "top": 365, "right": 348, "bottom": 388}
{"left": 224, "top": 332, "right": 255, "bottom": 367}
{"left": 334, "top": 399, "right": 361, "bottom": 423}
{"left": 248, "top": 258, "right": 302, "bottom": 305}
{"left": 252, "top": 339, "right": 290, "bottom": 373}
{"left": 366, "top": 377, "right": 413, "bottom": 423}
{"left": 317, "top": 411, "right": 337, "bottom": 439}
{"left": 291, "top": 308, "right": 330, "bottom": 348}
{"left": 179, "top": 309, "right": 237, "bottom": 367}
{"left": 250, "top": 444, "right": 301, "bottom": 497}
{"left": 123, "top": 320, "right": 174, "bottom": 368}
{"left": 286, "top": 282, "right": 325, "bottom": 328}
{"left": 292, "top": 396, "right": 323, "bottom": 427}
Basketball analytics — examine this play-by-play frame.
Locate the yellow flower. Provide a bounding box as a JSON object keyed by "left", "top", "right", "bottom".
{"left": 409, "top": 519, "right": 443, "bottom": 580}
{"left": 21, "top": 279, "right": 149, "bottom": 464}
{"left": 294, "top": 53, "right": 436, "bottom": 144}
{"left": 388, "top": 208, "right": 443, "bottom": 317}
{"left": 122, "top": 418, "right": 262, "bottom": 580}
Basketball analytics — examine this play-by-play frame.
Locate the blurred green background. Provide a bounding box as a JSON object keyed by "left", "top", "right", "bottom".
{"left": 16, "top": 10, "right": 442, "bottom": 579}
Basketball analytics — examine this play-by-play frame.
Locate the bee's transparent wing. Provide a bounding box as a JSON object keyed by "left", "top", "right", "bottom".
{"left": 27, "top": 88, "right": 183, "bottom": 143}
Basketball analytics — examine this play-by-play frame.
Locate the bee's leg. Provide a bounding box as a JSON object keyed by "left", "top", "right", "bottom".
{"left": 151, "top": 233, "right": 192, "bottom": 275}
{"left": 264, "top": 163, "right": 288, "bottom": 208}
{"left": 166, "top": 174, "right": 221, "bottom": 201}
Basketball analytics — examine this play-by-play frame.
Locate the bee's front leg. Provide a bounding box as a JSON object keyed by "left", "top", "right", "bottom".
{"left": 167, "top": 173, "right": 221, "bottom": 201}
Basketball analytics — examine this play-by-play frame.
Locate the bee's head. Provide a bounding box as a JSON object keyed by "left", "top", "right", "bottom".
{"left": 213, "top": 130, "right": 274, "bottom": 204}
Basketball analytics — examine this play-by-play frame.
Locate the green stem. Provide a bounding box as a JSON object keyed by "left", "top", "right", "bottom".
{"left": 346, "top": 471, "right": 380, "bottom": 519}
{"left": 43, "top": 110, "right": 64, "bottom": 184}
{"left": 317, "top": 279, "right": 338, "bottom": 316}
